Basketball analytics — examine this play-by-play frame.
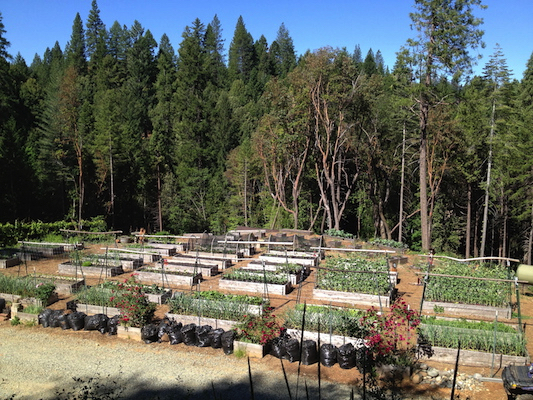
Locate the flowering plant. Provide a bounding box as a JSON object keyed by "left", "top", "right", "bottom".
{"left": 111, "top": 274, "right": 156, "bottom": 327}
{"left": 234, "top": 306, "right": 283, "bottom": 345}
{"left": 359, "top": 298, "right": 421, "bottom": 366}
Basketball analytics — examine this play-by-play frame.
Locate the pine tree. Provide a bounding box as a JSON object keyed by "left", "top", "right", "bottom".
{"left": 86, "top": 0, "right": 106, "bottom": 62}
{"left": 228, "top": 16, "right": 256, "bottom": 83}
{"left": 271, "top": 22, "right": 296, "bottom": 77}
{"left": 408, "top": 0, "right": 486, "bottom": 251}
{"left": 65, "top": 13, "right": 87, "bottom": 74}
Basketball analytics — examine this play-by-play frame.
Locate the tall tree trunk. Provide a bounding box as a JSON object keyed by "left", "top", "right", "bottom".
{"left": 481, "top": 100, "right": 496, "bottom": 258}
{"left": 157, "top": 164, "right": 163, "bottom": 232}
{"left": 465, "top": 183, "right": 472, "bottom": 259}
{"left": 527, "top": 204, "right": 533, "bottom": 265}
{"left": 419, "top": 92, "right": 430, "bottom": 251}
{"left": 399, "top": 122, "right": 406, "bottom": 244}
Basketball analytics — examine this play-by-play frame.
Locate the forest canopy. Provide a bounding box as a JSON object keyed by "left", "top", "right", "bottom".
{"left": 0, "top": 0, "right": 532, "bottom": 262}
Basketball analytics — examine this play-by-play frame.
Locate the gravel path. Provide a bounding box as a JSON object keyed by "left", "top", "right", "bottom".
{"left": 0, "top": 323, "right": 361, "bottom": 400}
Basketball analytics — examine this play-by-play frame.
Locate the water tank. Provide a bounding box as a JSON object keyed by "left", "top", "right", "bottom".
{"left": 516, "top": 264, "right": 533, "bottom": 284}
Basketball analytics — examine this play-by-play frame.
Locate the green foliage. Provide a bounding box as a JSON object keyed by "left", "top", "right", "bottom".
{"left": 425, "top": 261, "right": 512, "bottom": 307}
{"left": 369, "top": 238, "right": 408, "bottom": 249}
{"left": 223, "top": 269, "right": 289, "bottom": 285}
{"left": 234, "top": 306, "right": 282, "bottom": 345}
{"left": 316, "top": 255, "right": 391, "bottom": 295}
{"left": 0, "top": 275, "right": 55, "bottom": 303}
{"left": 10, "top": 316, "right": 20, "bottom": 326}
{"left": 167, "top": 290, "right": 266, "bottom": 321}
{"left": 325, "top": 229, "right": 354, "bottom": 239}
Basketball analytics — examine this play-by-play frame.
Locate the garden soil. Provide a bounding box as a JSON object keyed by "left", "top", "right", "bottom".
{"left": 0, "top": 242, "right": 531, "bottom": 399}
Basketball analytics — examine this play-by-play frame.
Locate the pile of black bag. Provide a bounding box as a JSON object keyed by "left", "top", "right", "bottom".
{"left": 138, "top": 318, "right": 236, "bottom": 355}
{"left": 268, "top": 331, "right": 368, "bottom": 369}
{"left": 38, "top": 308, "right": 121, "bottom": 335}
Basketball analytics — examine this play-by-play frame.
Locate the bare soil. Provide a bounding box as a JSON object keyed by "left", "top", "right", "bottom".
{"left": 3, "top": 242, "right": 532, "bottom": 399}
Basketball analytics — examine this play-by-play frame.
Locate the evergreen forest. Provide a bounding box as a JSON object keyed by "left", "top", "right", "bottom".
{"left": 0, "top": 0, "right": 532, "bottom": 261}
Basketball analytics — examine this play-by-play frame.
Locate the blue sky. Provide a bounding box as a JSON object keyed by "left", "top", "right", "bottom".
{"left": 2, "top": 0, "right": 531, "bottom": 80}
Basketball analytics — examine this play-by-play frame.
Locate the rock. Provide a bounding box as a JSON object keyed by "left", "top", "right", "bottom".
{"left": 418, "top": 362, "right": 429, "bottom": 371}
{"left": 411, "top": 373, "right": 423, "bottom": 384}
{"left": 427, "top": 367, "right": 440, "bottom": 377}
{"left": 473, "top": 373, "right": 483, "bottom": 381}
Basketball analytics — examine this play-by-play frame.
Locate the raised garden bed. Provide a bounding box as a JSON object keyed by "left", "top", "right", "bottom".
{"left": 58, "top": 262, "right": 124, "bottom": 278}
{"left": 134, "top": 268, "right": 201, "bottom": 286}
{"left": 91, "top": 257, "right": 143, "bottom": 272}
{"left": 233, "top": 341, "right": 269, "bottom": 358}
{"left": 166, "top": 313, "right": 238, "bottom": 331}
{"left": 0, "top": 292, "right": 58, "bottom": 307}
{"left": 313, "top": 288, "right": 391, "bottom": 307}
{"left": 241, "top": 263, "right": 308, "bottom": 286}
{"left": 219, "top": 279, "right": 291, "bottom": 296}
{"left": 0, "top": 256, "right": 20, "bottom": 268}
{"left": 164, "top": 261, "right": 218, "bottom": 277}
{"left": 259, "top": 253, "right": 318, "bottom": 267}
{"left": 170, "top": 255, "right": 230, "bottom": 270}
{"left": 182, "top": 251, "right": 239, "bottom": 265}
{"left": 76, "top": 303, "right": 120, "bottom": 316}
{"left": 27, "top": 275, "right": 85, "bottom": 295}
{"left": 132, "top": 245, "right": 176, "bottom": 257}
{"left": 105, "top": 248, "right": 161, "bottom": 263}
{"left": 144, "top": 288, "right": 172, "bottom": 305}
{"left": 421, "top": 300, "right": 511, "bottom": 319}
{"left": 419, "top": 346, "right": 528, "bottom": 368}
{"left": 285, "top": 328, "right": 366, "bottom": 348}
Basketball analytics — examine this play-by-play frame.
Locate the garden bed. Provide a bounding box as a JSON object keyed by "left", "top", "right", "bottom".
{"left": 164, "top": 261, "right": 219, "bottom": 277}
{"left": 241, "top": 263, "right": 308, "bottom": 286}
{"left": 135, "top": 268, "right": 201, "bottom": 286}
{"left": 313, "top": 288, "right": 391, "bottom": 307}
{"left": 165, "top": 313, "right": 238, "bottom": 331}
{"left": 0, "top": 257, "right": 20, "bottom": 268}
{"left": 422, "top": 300, "right": 511, "bottom": 319}
{"left": 285, "top": 328, "right": 366, "bottom": 348}
{"left": 76, "top": 303, "right": 120, "bottom": 316}
{"left": 58, "top": 262, "right": 124, "bottom": 278}
{"left": 170, "top": 255, "right": 230, "bottom": 270}
{"left": 27, "top": 275, "right": 85, "bottom": 295}
{"left": 419, "top": 346, "right": 528, "bottom": 368}
{"left": 181, "top": 251, "right": 239, "bottom": 265}
{"left": 105, "top": 248, "right": 162, "bottom": 263}
{"left": 144, "top": 289, "right": 172, "bottom": 305}
{"left": 0, "top": 292, "right": 57, "bottom": 307}
{"left": 259, "top": 253, "right": 318, "bottom": 267}
{"left": 91, "top": 257, "right": 143, "bottom": 272}
{"left": 219, "top": 279, "right": 291, "bottom": 296}
{"left": 233, "top": 341, "right": 270, "bottom": 358}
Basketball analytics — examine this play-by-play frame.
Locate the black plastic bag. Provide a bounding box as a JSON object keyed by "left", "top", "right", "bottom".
{"left": 269, "top": 336, "right": 286, "bottom": 359}
{"left": 107, "top": 315, "right": 120, "bottom": 335}
{"left": 48, "top": 310, "right": 64, "bottom": 328}
{"left": 168, "top": 322, "right": 184, "bottom": 345}
{"left": 38, "top": 308, "right": 54, "bottom": 328}
{"left": 320, "top": 343, "right": 337, "bottom": 367}
{"left": 141, "top": 324, "right": 159, "bottom": 344}
{"left": 221, "top": 330, "right": 235, "bottom": 355}
{"left": 337, "top": 343, "right": 356, "bottom": 369}
{"left": 209, "top": 328, "right": 224, "bottom": 349}
{"left": 355, "top": 346, "right": 372, "bottom": 372}
{"left": 157, "top": 318, "right": 172, "bottom": 341}
{"left": 66, "top": 311, "right": 86, "bottom": 331}
{"left": 66, "top": 300, "right": 78, "bottom": 312}
{"left": 283, "top": 338, "right": 300, "bottom": 363}
{"left": 84, "top": 313, "right": 108, "bottom": 333}
{"left": 58, "top": 313, "right": 71, "bottom": 330}
{"left": 196, "top": 325, "right": 212, "bottom": 347}
{"left": 301, "top": 340, "right": 318, "bottom": 365}
{"left": 181, "top": 323, "right": 197, "bottom": 346}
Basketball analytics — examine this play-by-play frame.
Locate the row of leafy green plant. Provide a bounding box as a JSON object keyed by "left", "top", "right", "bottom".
{"left": 0, "top": 274, "right": 56, "bottom": 303}
{"left": 167, "top": 290, "right": 268, "bottom": 321}
{"left": 222, "top": 269, "right": 290, "bottom": 285}
{"left": 324, "top": 229, "right": 354, "bottom": 239}
{"left": 419, "top": 317, "right": 525, "bottom": 356}
{"left": 283, "top": 303, "right": 368, "bottom": 338}
{"left": 369, "top": 238, "right": 408, "bottom": 250}
{"left": 424, "top": 261, "right": 512, "bottom": 307}
{"left": 316, "top": 255, "right": 392, "bottom": 295}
